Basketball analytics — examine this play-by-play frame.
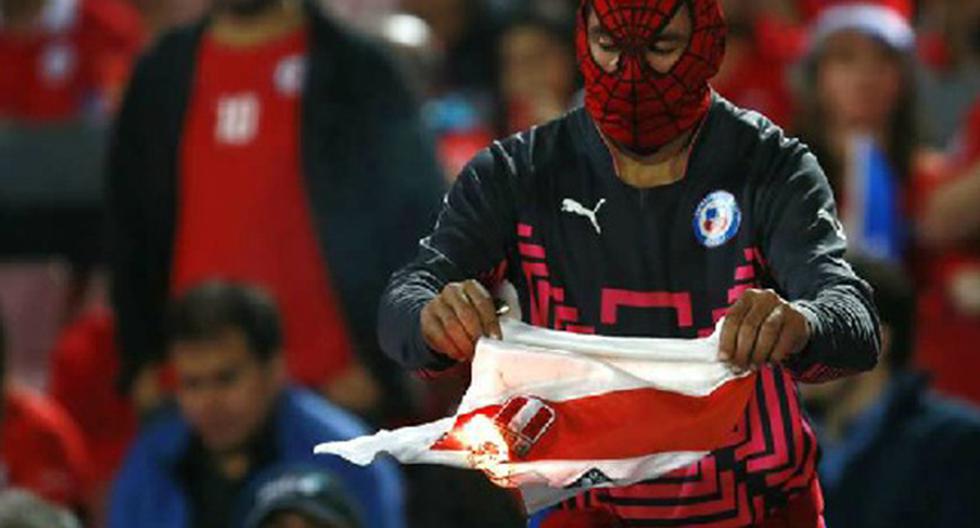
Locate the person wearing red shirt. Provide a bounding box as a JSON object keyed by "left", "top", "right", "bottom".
{"left": 47, "top": 306, "right": 136, "bottom": 521}
{"left": 913, "top": 98, "right": 980, "bottom": 404}
{"left": 107, "top": 0, "right": 445, "bottom": 418}
{"left": 0, "top": 314, "right": 91, "bottom": 511}
{"left": 0, "top": 0, "right": 143, "bottom": 121}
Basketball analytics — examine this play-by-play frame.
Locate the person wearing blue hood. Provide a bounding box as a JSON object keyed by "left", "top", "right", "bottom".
{"left": 108, "top": 281, "right": 404, "bottom": 528}
{"left": 801, "top": 258, "right": 980, "bottom": 528}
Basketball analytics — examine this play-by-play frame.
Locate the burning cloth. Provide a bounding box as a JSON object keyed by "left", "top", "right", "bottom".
{"left": 314, "top": 319, "right": 756, "bottom": 513}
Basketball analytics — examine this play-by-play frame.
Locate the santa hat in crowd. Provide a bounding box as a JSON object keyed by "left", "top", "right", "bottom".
{"left": 808, "top": 0, "right": 915, "bottom": 53}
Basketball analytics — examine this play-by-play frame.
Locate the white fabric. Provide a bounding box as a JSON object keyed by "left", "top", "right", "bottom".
{"left": 315, "top": 319, "right": 744, "bottom": 513}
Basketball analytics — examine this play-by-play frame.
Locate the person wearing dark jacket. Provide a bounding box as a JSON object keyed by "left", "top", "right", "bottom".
{"left": 106, "top": 0, "right": 445, "bottom": 416}
{"left": 802, "top": 259, "right": 980, "bottom": 528}
{"left": 379, "top": 0, "right": 881, "bottom": 525}
{"left": 108, "top": 282, "right": 404, "bottom": 528}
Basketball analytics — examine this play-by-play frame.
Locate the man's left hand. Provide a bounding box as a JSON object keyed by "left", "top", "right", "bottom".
{"left": 718, "top": 289, "right": 811, "bottom": 370}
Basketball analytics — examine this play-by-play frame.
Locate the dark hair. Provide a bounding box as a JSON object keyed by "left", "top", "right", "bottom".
{"left": 796, "top": 38, "right": 919, "bottom": 195}
{"left": 848, "top": 258, "right": 917, "bottom": 370}
{"left": 168, "top": 281, "right": 282, "bottom": 362}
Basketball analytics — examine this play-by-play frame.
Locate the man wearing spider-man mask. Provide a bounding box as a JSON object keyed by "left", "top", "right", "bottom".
{"left": 380, "top": 0, "right": 881, "bottom": 526}
{"left": 578, "top": 0, "right": 725, "bottom": 155}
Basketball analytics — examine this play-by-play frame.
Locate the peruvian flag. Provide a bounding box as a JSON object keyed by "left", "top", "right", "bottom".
{"left": 315, "top": 320, "right": 756, "bottom": 513}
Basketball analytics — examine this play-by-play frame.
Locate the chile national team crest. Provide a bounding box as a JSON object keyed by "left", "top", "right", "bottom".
{"left": 694, "top": 191, "right": 742, "bottom": 248}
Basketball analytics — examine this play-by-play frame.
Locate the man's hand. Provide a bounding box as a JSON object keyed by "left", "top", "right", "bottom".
{"left": 719, "top": 289, "right": 811, "bottom": 370}
{"left": 421, "top": 280, "right": 503, "bottom": 362}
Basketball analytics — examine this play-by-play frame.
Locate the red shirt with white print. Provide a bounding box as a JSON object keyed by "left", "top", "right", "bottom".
{"left": 0, "top": 0, "right": 143, "bottom": 121}
{"left": 173, "top": 29, "right": 354, "bottom": 386}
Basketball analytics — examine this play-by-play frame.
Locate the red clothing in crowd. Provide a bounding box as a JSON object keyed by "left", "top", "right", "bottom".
{"left": 0, "top": 386, "right": 90, "bottom": 507}
{"left": 48, "top": 307, "right": 136, "bottom": 487}
{"left": 913, "top": 100, "right": 980, "bottom": 404}
{"left": 0, "top": 0, "right": 143, "bottom": 121}
{"left": 961, "top": 101, "right": 980, "bottom": 162}
{"left": 173, "top": 30, "right": 354, "bottom": 386}
{"left": 713, "top": 16, "right": 803, "bottom": 129}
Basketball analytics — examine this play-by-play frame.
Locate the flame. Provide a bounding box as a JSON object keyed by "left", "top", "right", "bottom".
{"left": 454, "top": 415, "right": 513, "bottom": 485}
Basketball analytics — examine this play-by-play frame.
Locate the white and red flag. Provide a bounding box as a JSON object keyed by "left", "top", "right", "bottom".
{"left": 315, "top": 320, "right": 756, "bottom": 513}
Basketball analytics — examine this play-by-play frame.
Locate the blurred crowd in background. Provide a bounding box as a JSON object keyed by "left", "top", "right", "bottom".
{"left": 1, "top": 0, "right": 979, "bottom": 526}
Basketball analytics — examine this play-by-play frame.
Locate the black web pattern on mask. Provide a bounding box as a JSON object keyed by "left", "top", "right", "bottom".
{"left": 587, "top": 0, "right": 726, "bottom": 146}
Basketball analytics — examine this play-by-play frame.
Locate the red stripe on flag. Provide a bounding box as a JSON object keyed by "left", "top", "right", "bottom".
{"left": 432, "top": 374, "right": 757, "bottom": 461}
{"left": 496, "top": 396, "right": 527, "bottom": 426}
{"left": 522, "top": 405, "right": 554, "bottom": 440}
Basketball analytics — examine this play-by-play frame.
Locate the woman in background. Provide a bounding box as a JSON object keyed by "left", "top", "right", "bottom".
{"left": 797, "top": 0, "right": 980, "bottom": 406}
{"left": 796, "top": 0, "right": 926, "bottom": 262}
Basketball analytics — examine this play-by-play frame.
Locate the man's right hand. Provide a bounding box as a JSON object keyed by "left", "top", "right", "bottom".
{"left": 421, "top": 280, "right": 502, "bottom": 362}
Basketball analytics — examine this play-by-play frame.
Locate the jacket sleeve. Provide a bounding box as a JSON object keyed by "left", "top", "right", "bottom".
{"left": 106, "top": 52, "right": 163, "bottom": 393}
{"left": 378, "top": 145, "right": 519, "bottom": 370}
{"left": 756, "top": 134, "right": 881, "bottom": 383}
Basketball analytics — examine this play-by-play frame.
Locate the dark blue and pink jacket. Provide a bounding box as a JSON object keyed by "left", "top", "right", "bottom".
{"left": 380, "top": 95, "right": 881, "bottom": 526}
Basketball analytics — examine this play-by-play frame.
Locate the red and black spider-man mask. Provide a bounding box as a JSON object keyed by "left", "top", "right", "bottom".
{"left": 576, "top": 0, "right": 727, "bottom": 155}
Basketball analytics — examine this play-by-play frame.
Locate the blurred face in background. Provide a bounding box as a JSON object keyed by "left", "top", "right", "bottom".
{"left": 500, "top": 23, "right": 576, "bottom": 130}
{"left": 501, "top": 24, "right": 575, "bottom": 103}
{"left": 815, "top": 31, "right": 905, "bottom": 134}
{"left": 172, "top": 329, "right": 283, "bottom": 454}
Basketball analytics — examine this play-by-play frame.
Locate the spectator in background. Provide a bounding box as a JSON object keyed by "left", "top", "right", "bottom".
{"left": 0, "top": 489, "right": 81, "bottom": 528}
{"left": 802, "top": 258, "right": 980, "bottom": 527}
{"left": 915, "top": 0, "right": 980, "bottom": 147}
{"left": 109, "top": 282, "right": 404, "bottom": 528}
{"left": 0, "top": 0, "right": 142, "bottom": 390}
{"left": 48, "top": 303, "right": 136, "bottom": 525}
{"left": 497, "top": 4, "right": 577, "bottom": 134}
{"left": 713, "top": 0, "right": 802, "bottom": 129}
{"left": 401, "top": 0, "right": 498, "bottom": 94}
{"left": 108, "top": 0, "right": 445, "bottom": 419}
{"left": 0, "top": 309, "right": 91, "bottom": 512}
{"left": 367, "top": 10, "right": 485, "bottom": 180}
{"left": 396, "top": 0, "right": 500, "bottom": 181}
{"left": 239, "top": 465, "right": 363, "bottom": 528}
{"left": 919, "top": 99, "right": 980, "bottom": 246}
{"left": 911, "top": 97, "right": 980, "bottom": 404}
{"left": 0, "top": 0, "right": 143, "bottom": 121}
{"left": 796, "top": 0, "right": 927, "bottom": 261}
